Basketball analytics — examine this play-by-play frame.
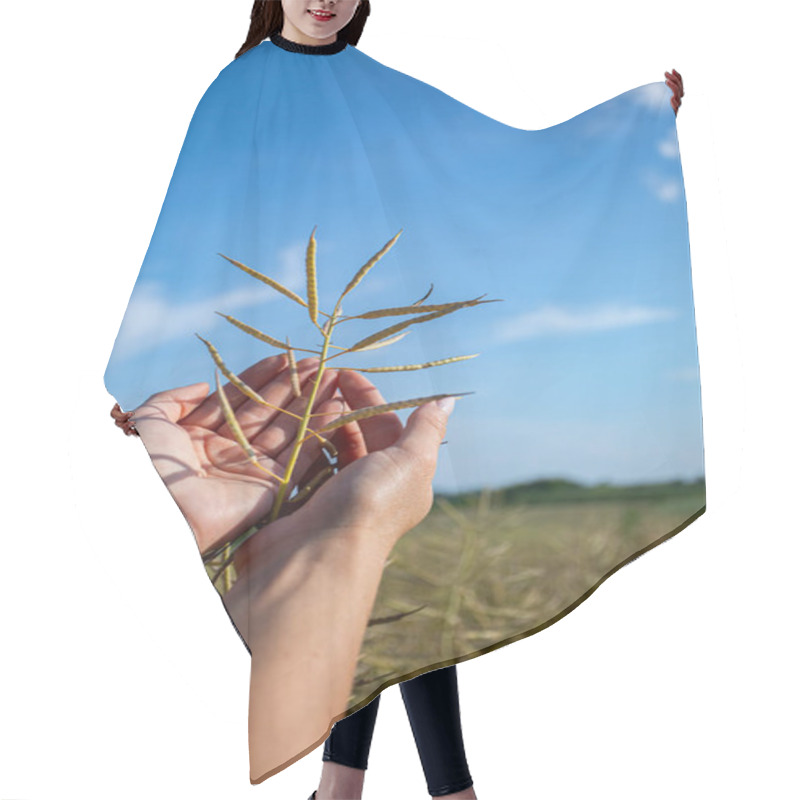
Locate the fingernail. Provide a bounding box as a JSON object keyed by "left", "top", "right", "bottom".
{"left": 436, "top": 396, "right": 456, "bottom": 415}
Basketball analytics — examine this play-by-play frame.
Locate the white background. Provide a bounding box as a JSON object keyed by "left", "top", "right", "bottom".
{"left": 1, "top": 1, "right": 797, "bottom": 798}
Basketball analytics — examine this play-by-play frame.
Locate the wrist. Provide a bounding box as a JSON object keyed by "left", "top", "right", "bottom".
{"left": 223, "top": 511, "right": 392, "bottom": 647}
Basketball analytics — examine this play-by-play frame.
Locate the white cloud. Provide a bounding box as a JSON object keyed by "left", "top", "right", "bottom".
{"left": 642, "top": 168, "right": 681, "bottom": 202}
{"left": 575, "top": 82, "right": 669, "bottom": 139}
{"left": 630, "top": 82, "right": 669, "bottom": 110}
{"left": 666, "top": 366, "right": 701, "bottom": 382}
{"left": 493, "top": 302, "right": 677, "bottom": 343}
{"left": 274, "top": 239, "right": 308, "bottom": 292}
{"left": 575, "top": 106, "right": 625, "bottom": 139}
{"left": 111, "top": 282, "right": 266, "bottom": 358}
{"left": 657, "top": 134, "right": 680, "bottom": 159}
{"left": 113, "top": 240, "right": 308, "bottom": 358}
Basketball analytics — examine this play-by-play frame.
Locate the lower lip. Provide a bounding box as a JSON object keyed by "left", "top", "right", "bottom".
{"left": 308, "top": 11, "right": 335, "bottom": 22}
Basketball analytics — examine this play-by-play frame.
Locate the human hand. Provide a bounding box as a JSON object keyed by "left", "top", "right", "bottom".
{"left": 665, "top": 68, "right": 684, "bottom": 116}
{"left": 124, "top": 355, "right": 344, "bottom": 556}
{"left": 117, "top": 354, "right": 457, "bottom": 773}
{"left": 221, "top": 367, "right": 455, "bottom": 693}
{"left": 110, "top": 402, "right": 139, "bottom": 436}
{"left": 231, "top": 366, "right": 455, "bottom": 578}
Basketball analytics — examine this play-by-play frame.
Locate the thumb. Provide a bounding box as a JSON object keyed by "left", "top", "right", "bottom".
{"left": 132, "top": 382, "right": 211, "bottom": 471}
{"left": 394, "top": 395, "right": 457, "bottom": 461}
{"left": 136, "top": 381, "right": 210, "bottom": 422}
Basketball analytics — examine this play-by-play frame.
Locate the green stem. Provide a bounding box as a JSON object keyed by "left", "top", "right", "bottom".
{"left": 269, "top": 301, "right": 341, "bottom": 523}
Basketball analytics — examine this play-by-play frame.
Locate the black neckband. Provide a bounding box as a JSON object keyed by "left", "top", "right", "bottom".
{"left": 270, "top": 31, "right": 348, "bottom": 55}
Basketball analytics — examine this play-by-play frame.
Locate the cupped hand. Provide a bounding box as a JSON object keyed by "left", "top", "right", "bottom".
{"left": 665, "top": 68, "right": 684, "bottom": 116}
{"left": 224, "top": 367, "right": 456, "bottom": 649}
{"left": 217, "top": 370, "right": 457, "bottom": 766}
{"left": 125, "top": 355, "right": 345, "bottom": 556}
{"left": 232, "top": 367, "right": 455, "bottom": 576}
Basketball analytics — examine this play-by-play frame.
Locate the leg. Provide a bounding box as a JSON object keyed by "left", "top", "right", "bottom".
{"left": 400, "top": 665, "right": 476, "bottom": 798}
{"left": 316, "top": 694, "right": 382, "bottom": 800}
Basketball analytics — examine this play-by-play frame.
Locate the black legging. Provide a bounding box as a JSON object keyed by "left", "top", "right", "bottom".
{"left": 323, "top": 664, "right": 473, "bottom": 797}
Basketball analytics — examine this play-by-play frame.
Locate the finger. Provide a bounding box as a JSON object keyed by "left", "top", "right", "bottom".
{"left": 249, "top": 365, "right": 341, "bottom": 459}
{"left": 665, "top": 80, "right": 682, "bottom": 114}
{"left": 392, "top": 397, "right": 455, "bottom": 468}
{"left": 220, "top": 355, "right": 322, "bottom": 435}
{"left": 203, "top": 356, "right": 328, "bottom": 440}
{"left": 335, "top": 368, "right": 404, "bottom": 453}
{"left": 136, "top": 381, "right": 210, "bottom": 424}
{"left": 180, "top": 353, "right": 289, "bottom": 428}
{"left": 327, "top": 395, "right": 369, "bottom": 468}
{"left": 132, "top": 385, "right": 211, "bottom": 479}
{"left": 123, "top": 419, "right": 139, "bottom": 436}
{"left": 111, "top": 404, "right": 135, "bottom": 426}
{"left": 114, "top": 417, "right": 133, "bottom": 433}
{"left": 233, "top": 358, "right": 335, "bottom": 437}
{"left": 317, "top": 392, "right": 396, "bottom": 469}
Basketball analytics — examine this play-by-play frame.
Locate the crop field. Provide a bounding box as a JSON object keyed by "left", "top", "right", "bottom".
{"left": 349, "top": 478, "right": 706, "bottom": 709}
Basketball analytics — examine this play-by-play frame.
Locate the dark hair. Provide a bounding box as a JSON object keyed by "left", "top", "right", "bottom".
{"left": 236, "top": 1, "right": 371, "bottom": 59}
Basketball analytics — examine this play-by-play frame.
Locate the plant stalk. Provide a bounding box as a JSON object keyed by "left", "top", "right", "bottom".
{"left": 268, "top": 299, "right": 342, "bottom": 523}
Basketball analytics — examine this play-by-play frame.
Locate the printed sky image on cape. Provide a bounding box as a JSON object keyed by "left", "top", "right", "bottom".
{"left": 104, "top": 30, "right": 705, "bottom": 781}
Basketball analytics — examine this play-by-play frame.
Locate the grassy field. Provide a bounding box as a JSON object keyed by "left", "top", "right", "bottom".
{"left": 348, "top": 478, "right": 705, "bottom": 710}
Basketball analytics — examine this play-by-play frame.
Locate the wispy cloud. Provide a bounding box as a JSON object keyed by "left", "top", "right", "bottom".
{"left": 113, "top": 241, "right": 308, "bottom": 358}
{"left": 111, "top": 283, "right": 268, "bottom": 358}
{"left": 493, "top": 302, "right": 677, "bottom": 343}
{"left": 575, "top": 106, "right": 625, "bottom": 139}
{"left": 657, "top": 135, "right": 680, "bottom": 159}
{"left": 641, "top": 168, "right": 681, "bottom": 202}
{"left": 274, "top": 239, "right": 308, "bottom": 292}
{"left": 576, "top": 82, "right": 668, "bottom": 139}
{"left": 630, "top": 82, "right": 669, "bottom": 110}
{"left": 665, "top": 366, "right": 701, "bottom": 382}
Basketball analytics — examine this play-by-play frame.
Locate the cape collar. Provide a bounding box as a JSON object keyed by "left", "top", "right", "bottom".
{"left": 270, "top": 31, "right": 348, "bottom": 55}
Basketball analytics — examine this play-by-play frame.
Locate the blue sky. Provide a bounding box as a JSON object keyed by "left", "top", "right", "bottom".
{"left": 105, "top": 42, "right": 704, "bottom": 493}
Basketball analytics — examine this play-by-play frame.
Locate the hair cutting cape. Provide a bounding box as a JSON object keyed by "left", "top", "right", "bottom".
{"left": 104, "top": 32, "right": 705, "bottom": 783}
